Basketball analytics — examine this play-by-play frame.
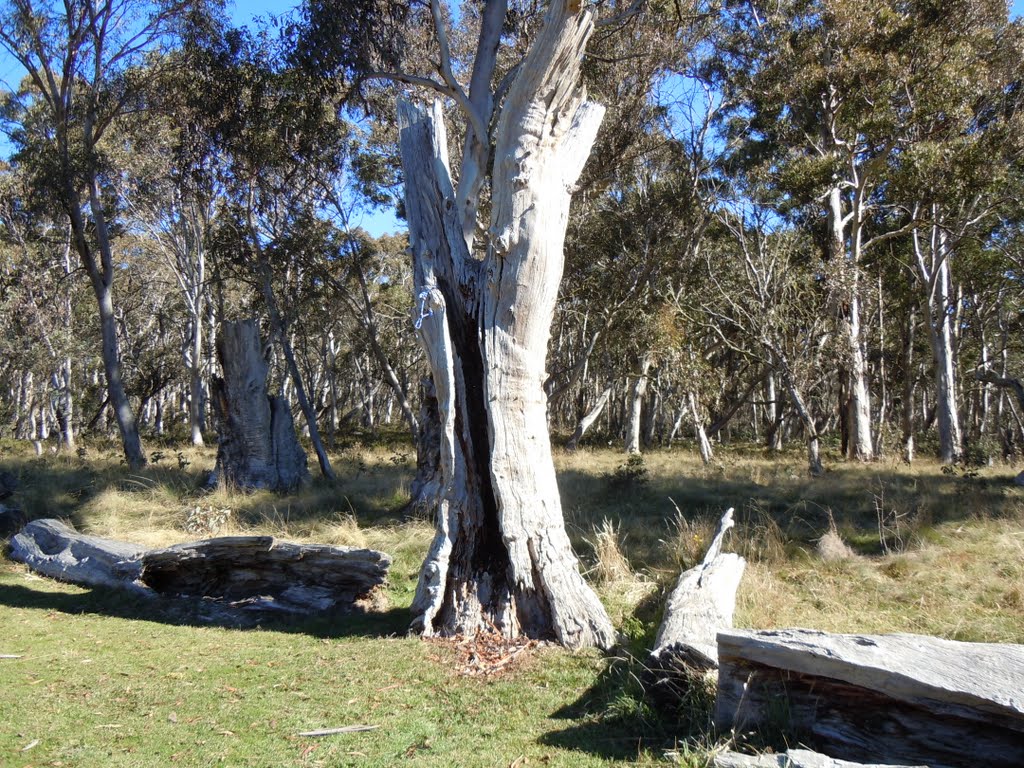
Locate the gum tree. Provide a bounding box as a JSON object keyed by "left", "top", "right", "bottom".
{"left": 298, "top": 0, "right": 666, "bottom": 648}
{"left": 0, "top": 0, "right": 219, "bottom": 468}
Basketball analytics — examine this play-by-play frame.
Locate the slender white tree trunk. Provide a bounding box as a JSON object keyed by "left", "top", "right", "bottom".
{"left": 828, "top": 187, "right": 873, "bottom": 460}
{"left": 567, "top": 384, "right": 612, "bottom": 451}
{"left": 625, "top": 353, "right": 653, "bottom": 454}
{"left": 926, "top": 258, "right": 962, "bottom": 464}
{"left": 688, "top": 391, "right": 714, "bottom": 465}
{"left": 903, "top": 306, "right": 917, "bottom": 463}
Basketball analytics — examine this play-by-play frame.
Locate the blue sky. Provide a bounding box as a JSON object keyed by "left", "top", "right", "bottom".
{"left": 2, "top": 0, "right": 1022, "bottom": 237}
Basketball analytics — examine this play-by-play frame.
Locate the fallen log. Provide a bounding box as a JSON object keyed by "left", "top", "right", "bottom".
{"left": 8, "top": 519, "right": 147, "bottom": 592}
{"left": 140, "top": 536, "right": 391, "bottom": 612}
{"left": 713, "top": 748, "right": 926, "bottom": 768}
{"left": 651, "top": 508, "right": 745, "bottom": 671}
{"left": 8, "top": 519, "right": 391, "bottom": 615}
{"left": 715, "top": 628, "right": 1024, "bottom": 768}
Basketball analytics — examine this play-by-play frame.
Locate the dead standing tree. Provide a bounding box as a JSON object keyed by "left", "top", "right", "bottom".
{"left": 210, "top": 319, "right": 309, "bottom": 492}
{"left": 359, "top": 0, "right": 628, "bottom": 649}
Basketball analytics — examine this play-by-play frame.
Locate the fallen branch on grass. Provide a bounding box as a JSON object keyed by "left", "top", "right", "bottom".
{"left": 713, "top": 748, "right": 927, "bottom": 767}
{"left": 297, "top": 725, "right": 380, "bottom": 737}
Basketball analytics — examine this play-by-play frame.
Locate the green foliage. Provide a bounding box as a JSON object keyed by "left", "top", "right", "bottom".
{"left": 604, "top": 453, "right": 650, "bottom": 494}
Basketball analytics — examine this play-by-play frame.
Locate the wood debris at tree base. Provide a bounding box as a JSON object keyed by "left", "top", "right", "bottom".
{"left": 424, "top": 629, "right": 542, "bottom": 678}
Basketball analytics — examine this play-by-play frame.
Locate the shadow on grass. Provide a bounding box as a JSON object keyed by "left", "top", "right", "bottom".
{"left": 0, "top": 579, "right": 412, "bottom": 640}
{"left": 539, "top": 649, "right": 718, "bottom": 762}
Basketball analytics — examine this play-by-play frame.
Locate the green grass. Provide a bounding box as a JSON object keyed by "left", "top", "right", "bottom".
{"left": 1, "top": 439, "right": 1023, "bottom": 766}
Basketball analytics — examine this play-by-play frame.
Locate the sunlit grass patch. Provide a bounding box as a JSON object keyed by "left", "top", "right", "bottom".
{"left": 1, "top": 439, "right": 1023, "bottom": 766}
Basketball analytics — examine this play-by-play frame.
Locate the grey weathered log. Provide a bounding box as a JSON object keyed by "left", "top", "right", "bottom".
{"left": 8, "top": 519, "right": 391, "bottom": 615}
{"left": 140, "top": 536, "right": 391, "bottom": 612}
{"left": 713, "top": 749, "right": 927, "bottom": 768}
{"left": 651, "top": 508, "right": 745, "bottom": 671}
{"left": 716, "top": 628, "right": 1024, "bottom": 768}
{"left": 211, "top": 319, "right": 309, "bottom": 492}
{"left": 8, "top": 519, "right": 146, "bottom": 592}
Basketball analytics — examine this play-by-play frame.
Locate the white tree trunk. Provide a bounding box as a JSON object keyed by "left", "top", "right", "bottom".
{"left": 688, "top": 391, "right": 715, "bottom": 465}
{"left": 625, "top": 353, "right": 653, "bottom": 454}
{"left": 566, "top": 384, "right": 612, "bottom": 451}
{"left": 399, "top": 2, "right": 613, "bottom": 650}
{"left": 829, "top": 187, "right": 873, "bottom": 461}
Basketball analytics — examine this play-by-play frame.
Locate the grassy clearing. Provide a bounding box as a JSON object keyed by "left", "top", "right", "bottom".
{"left": 1, "top": 439, "right": 1022, "bottom": 766}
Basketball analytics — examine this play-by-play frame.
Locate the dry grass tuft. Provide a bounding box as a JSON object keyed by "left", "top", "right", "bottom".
{"left": 816, "top": 527, "right": 856, "bottom": 561}
{"left": 588, "top": 518, "right": 635, "bottom": 585}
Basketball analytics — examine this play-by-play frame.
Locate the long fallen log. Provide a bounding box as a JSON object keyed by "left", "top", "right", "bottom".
{"left": 651, "top": 508, "right": 745, "bottom": 671}
{"left": 140, "top": 536, "right": 391, "bottom": 612}
{"left": 715, "top": 628, "right": 1024, "bottom": 768}
{"left": 8, "top": 519, "right": 391, "bottom": 615}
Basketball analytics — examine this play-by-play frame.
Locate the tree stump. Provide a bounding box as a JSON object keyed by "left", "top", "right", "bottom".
{"left": 651, "top": 508, "right": 745, "bottom": 671}
{"left": 211, "top": 319, "right": 309, "bottom": 491}
{"left": 715, "top": 628, "right": 1024, "bottom": 768}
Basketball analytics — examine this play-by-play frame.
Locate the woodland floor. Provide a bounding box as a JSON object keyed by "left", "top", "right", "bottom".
{"left": 0, "top": 437, "right": 1022, "bottom": 767}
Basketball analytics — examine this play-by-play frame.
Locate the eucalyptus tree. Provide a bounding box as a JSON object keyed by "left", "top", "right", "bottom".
{"left": 703, "top": 205, "right": 830, "bottom": 475}
{"left": 0, "top": 167, "right": 84, "bottom": 448}
{"left": 711, "top": 0, "right": 942, "bottom": 461}
{"left": 119, "top": 45, "right": 229, "bottom": 447}
{"left": 884, "top": 0, "right": 1023, "bottom": 463}
{"left": 295, "top": 0, "right": 691, "bottom": 649}
{"left": 0, "top": 0, "right": 223, "bottom": 468}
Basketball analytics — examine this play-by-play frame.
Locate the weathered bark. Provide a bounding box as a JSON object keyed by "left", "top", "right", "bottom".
{"left": 651, "top": 508, "right": 744, "bottom": 671}
{"left": 714, "top": 749, "right": 927, "bottom": 768}
{"left": 399, "top": 1, "right": 614, "bottom": 650}
{"left": 716, "top": 628, "right": 1024, "bottom": 768}
{"left": 140, "top": 537, "right": 390, "bottom": 613}
{"left": 9, "top": 518, "right": 147, "bottom": 592}
{"left": 566, "top": 383, "right": 612, "bottom": 451}
{"left": 211, "top": 319, "right": 309, "bottom": 492}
